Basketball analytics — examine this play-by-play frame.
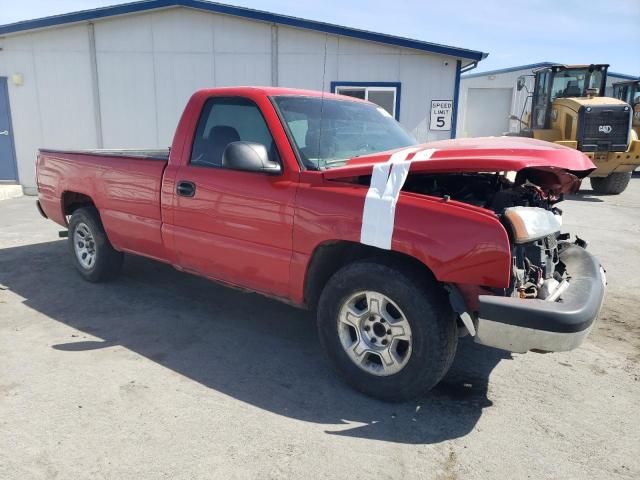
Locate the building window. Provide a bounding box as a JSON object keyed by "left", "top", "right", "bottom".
{"left": 330, "top": 82, "right": 401, "bottom": 120}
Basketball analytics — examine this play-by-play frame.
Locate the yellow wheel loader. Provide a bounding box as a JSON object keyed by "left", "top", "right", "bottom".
{"left": 613, "top": 79, "right": 640, "bottom": 139}
{"left": 514, "top": 64, "right": 639, "bottom": 194}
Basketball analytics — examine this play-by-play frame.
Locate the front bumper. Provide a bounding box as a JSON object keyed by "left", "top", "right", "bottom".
{"left": 474, "top": 243, "right": 606, "bottom": 353}
{"left": 588, "top": 138, "right": 640, "bottom": 177}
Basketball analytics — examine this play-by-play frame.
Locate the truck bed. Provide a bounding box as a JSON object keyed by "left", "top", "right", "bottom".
{"left": 37, "top": 147, "right": 170, "bottom": 262}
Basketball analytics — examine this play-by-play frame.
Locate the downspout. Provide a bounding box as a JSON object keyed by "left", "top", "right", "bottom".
{"left": 451, "top": 59, "right": 483, "bottom": 139}
{"left": 450, "top": 60, "right": 462, "bottom": 139}
{"left": 88, "top": 22, "right": 103, "bottom": 148}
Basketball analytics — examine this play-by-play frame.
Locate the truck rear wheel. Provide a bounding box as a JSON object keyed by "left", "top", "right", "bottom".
{"left": 68, "top": 207, "right": 123, "bottom": 282}
{"left": 590, "top": 172, "right": 632, "bottom": 195}
{"left": 317, "top": 261, "right": 457, "bottom": 402}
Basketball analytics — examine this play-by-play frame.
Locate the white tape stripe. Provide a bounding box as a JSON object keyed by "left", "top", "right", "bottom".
{"left": 360, "top": 147, "right": 418, "bottom": 249}
{"left": 360, "top": 147, "right": 437, "bottom": 249}
{"left": 412, "top": 148, "right": 437, "bottom": 161}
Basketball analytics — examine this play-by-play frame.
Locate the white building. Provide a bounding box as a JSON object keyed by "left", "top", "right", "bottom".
{"left": 0, "top": 0, "right": 486, "bottom": 194}
{"left": 457, "top": 61, "right": 638, "bottom": 138}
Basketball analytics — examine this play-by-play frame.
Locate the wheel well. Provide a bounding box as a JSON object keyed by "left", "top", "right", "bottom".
{"left": 62, "top": 191, "right": 95, "bottom": 216}
{"left": 304, "top": 240, "right": 437, "bottom": 309}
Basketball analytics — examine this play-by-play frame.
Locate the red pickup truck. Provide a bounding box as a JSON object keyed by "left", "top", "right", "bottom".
{"left": 36, "top": 87, "right": 606, "bottom": 401}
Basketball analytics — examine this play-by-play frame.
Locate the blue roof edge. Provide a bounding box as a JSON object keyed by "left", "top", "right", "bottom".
{"left": 461, "top": 62, "right": 556, "bottom": 79}
{"left": 608, "top": 71, "right": 639, "bottom": 80}
{"left": 462, "top": 61, "right": 638, "bottom": 80}
{"left": 0, "top": 0, "right": 488, "bottom": 62}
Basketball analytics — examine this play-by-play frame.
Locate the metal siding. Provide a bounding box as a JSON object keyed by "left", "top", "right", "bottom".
{"left": 32, "top": 27, "right": 97, "bottom": 149}
{"left": 154, "top": 53, "right": 215, "bottom": 144}
{"left": 278, "top": 27, "right": 338, "bottom": 91}
{"left": 96, "top": 52, "right": 159, "bottom": 148}
{"left": 397, "top": 53, "right": 457, "bottom": 142}
{"left": 211, "top": 15, "right": 272, "bottom": 86}
{"left": 336, "top": 37, "right": 402, "bottom": 82}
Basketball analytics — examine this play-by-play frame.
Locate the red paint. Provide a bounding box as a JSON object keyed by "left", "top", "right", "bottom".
{"left": 36, "top": 87, "right": 596, "bottom": 307}
{"left": 325, "top": 136, "right": 595, "bottom": 186}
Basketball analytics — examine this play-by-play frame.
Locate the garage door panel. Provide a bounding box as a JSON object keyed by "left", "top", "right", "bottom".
{"left": 465, "top": 88, "right": 513, "bottom": 137}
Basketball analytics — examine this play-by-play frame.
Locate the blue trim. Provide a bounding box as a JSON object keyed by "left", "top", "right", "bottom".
{"left": 608, "top": 72, "right": 640, "bottom": 81}
{"left": 462, "top": 61, "right": 638, "bottom": 81}
{"left": 330, "top": 82, "right": 401, "bottom": 120}
{"left": 462, "top": 62, "right": 556, "bottom": 79}
{"left": 612, "top": 78, "right": 640, "bottom": 86}
{"left": 0, "top": 0, "right": 487, "bottom": 61}
{"left": 450, "top": 60, "right": 461, "bottom": 139}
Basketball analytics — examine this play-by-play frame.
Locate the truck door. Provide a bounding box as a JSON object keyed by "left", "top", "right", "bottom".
{"left": 168, "top": 96, "right": 297, "bottom": 298}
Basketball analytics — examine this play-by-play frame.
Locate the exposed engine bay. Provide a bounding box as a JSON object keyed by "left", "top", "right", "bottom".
{"left": 395, "top": 171, "right": 577, "bottom": 302}
{"left": 401, "top": 172, "right": 560, "bottom": 213}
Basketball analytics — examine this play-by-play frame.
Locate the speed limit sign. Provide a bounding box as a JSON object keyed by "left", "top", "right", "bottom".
{"left": 430, "top": 100, "right": 452, "bottom": 131}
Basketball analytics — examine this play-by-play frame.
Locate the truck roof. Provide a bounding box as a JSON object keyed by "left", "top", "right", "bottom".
{"left": 192, "top": 86, "right": 365, "bottom": 102}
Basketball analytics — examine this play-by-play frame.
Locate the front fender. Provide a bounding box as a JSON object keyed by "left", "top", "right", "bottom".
{"left": 392, "top": 193, "right": 511, "bottom": 288}
{"left": 291, "top": 180, "right": 512, "bottom": 306}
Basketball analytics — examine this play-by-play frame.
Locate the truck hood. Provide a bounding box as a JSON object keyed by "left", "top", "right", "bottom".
{"left": 322, "top": 136, "right": 596, "bottom": 195}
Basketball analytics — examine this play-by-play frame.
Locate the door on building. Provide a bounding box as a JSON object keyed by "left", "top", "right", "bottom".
{"left": 464, "top": 87, "right": 513, "bottom": 137}
{"left": 0, "top": 77, "right": 19, "bottom": 182}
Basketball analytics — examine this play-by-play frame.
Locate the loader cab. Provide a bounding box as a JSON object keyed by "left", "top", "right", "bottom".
{"left": 613, "top": 80, "right": 640, "bottom": 107}
{"left": 526, "top": 64, "right": 608, "bottom": 129}
{"left": 614, "top": 80, "right": 640, "bottom": 131}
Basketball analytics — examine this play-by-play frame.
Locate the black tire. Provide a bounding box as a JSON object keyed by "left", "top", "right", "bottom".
{"left": 590, "top": 172, "right": 632, "bottom": 195}
{"left": 317, "top": 260, "right": 457, "bottom": 402}
{"left": 68, "top": 207, "right": 123, "bottom": 282}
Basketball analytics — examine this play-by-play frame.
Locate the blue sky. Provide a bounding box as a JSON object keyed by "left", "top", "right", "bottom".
{"left": 2, "top": 0, "right": 639, "bottom": 75}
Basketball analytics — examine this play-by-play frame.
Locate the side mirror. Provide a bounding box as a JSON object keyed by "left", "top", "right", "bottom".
{"left": 516, "top": 76, "right": 526, "bottom": 91}
{"left": 222, "top": 141, "right": 281, "bottom": 175}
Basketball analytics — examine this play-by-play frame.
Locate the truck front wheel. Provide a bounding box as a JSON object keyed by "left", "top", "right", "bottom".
{"left": 317, "top": 261, "right": 457, "bottom": 402}
{"left": 68, "top": 207, "right": 123, "bottom": 282}
{"left": 590, "top": 172, "right": 632, "bottom": 195}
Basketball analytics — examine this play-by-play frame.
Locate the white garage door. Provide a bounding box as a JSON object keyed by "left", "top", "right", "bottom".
{"left": 464, "top": 88, "right": 513, "bottom": 137}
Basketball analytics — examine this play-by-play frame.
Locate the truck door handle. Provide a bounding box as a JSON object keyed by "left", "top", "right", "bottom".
{"left": 0, "top": 130, "right": 8, "bottom": 136}
{"left": 176, "top": 181, "right": 196, "bottom": 197}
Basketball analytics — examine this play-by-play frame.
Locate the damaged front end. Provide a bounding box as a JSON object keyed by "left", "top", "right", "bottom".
{"left": 400, "top": 167, "right": 606, "bottom": 353}
{"left": 325, "top": 138, "right": 606, "bottom": 353}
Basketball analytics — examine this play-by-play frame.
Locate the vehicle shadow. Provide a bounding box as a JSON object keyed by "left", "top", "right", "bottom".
{"left": 0, "top": 240, "right": 510, "bottom": 444}
{"left": 566, "top": 191, "right": 604, "bottom": 202}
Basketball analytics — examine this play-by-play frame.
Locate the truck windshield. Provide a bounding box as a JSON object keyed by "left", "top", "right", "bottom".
{"left": 272, "top": 95, "right": 416, "bottom": 169}
{"left": 550, "top": 68, "right": 604, "bottom": 100}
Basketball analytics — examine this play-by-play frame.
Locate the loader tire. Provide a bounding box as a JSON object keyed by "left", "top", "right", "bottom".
{"left": 590, "top": 172, "right": 632, "bottom": 195}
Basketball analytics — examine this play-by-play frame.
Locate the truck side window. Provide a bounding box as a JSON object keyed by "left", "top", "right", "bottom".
{"left": 190, "top": 97, "right": 279, "bottom": 168}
